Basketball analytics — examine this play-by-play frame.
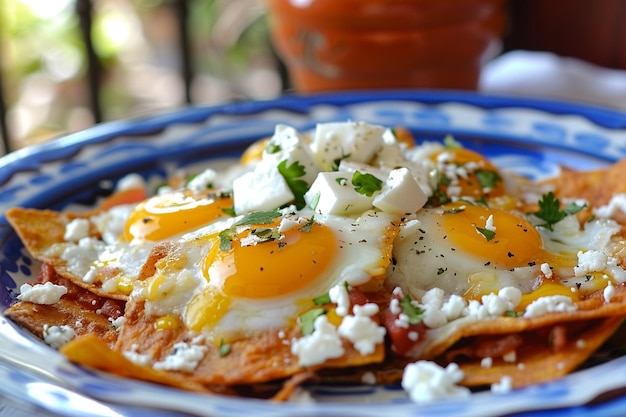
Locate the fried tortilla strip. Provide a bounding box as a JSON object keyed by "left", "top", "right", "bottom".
{"left": 113, "top": 297, "right": 384, "bottom": 386}
{"left": 319, "top": 287, "right": 626, "bottom": 388}
{"left": 540, "top": 158, "right": 626, "bottom": 224}
{"left": 4, "top": 264, "right": 123, "bottom": 347}
{"left": 60, "top": 334, "right": 232, "bottom": 395}
{"left": 454, "top": 316, "right": 624, "bottom": 387}
{"left": 6, "top": 207, "right": 138, "bottom": 301}
{"left": 6, "top": 208, "right": 167, "bottom": 301}
{"left": 421, "top": 287, "right": 626, "bottom": 360}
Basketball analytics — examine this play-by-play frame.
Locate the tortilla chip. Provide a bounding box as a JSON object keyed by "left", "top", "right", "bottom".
{"left": 4, "top": 263, "right": 122, "bottom": 347}
{"left": 540, "top": 158, "right": 626, "bottom": 224}
{"left": 114, "top": 296, "right": 384, "bottom": 386}
{"left": 60, "top": 334, "right": 231, "bottom": 395}
{"left": 454, "top": 316, "right": 625, "bottom": 387}
{"left": 5, "top": 207, "right": 133, "bottom": 300}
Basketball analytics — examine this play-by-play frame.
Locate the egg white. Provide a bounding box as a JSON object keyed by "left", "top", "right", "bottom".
{"left": 135, "top": 209, "right": 397, "bottom": 342}
{"left": 387, "top": 206, "right": 624, "bottom": 300}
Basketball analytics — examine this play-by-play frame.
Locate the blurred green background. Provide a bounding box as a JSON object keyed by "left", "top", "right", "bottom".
{"left": 0, "top": 0, "right": 282, "bottom": 151}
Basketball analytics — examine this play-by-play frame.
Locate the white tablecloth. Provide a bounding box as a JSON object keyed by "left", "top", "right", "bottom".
{"left": 480, "top": 50, "right": 626, "bottom": 111}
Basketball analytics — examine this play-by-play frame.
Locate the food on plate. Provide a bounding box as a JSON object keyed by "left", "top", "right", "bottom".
{"left": 4, "top": 121, "right": 626, "bottom": 402}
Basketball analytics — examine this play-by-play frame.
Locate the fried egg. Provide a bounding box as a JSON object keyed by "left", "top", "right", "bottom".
{"left": 133, "top": 209, "right": 398, "bottom": 343}
{"left": 58, "top": 188, "right": 234, "bottom": 296}
{"left": 387, "top": 200, "right": 624, "bottom": 305}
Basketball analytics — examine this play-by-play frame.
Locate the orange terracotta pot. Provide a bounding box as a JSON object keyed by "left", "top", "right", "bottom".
{"left": 266, "top": 0, "right": 507, "bottom": 92}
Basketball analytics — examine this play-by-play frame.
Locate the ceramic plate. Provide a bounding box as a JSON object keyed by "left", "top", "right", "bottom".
{"left": 2, "top": 91, "right": 626, "bottom": 417}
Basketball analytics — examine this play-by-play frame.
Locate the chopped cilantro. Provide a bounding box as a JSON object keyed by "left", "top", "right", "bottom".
{"left": 436, "top": 171, "right": 452, "bottom": 186}
{"left": 308, "top": 191, "right": 321, "bottom": 211}
{"left": 336, "top": 177, "right": 348, "bottom": 186}
{"left": 443, "top": 206, "right": 466, "bottom": 215}
{"left": 352, "top": 171, "right": 383, "bottom": 197}
{"left": 299, "top": 216, "right": 315, "bottom": 233}
{"left": 313, "top": 293, "right": 331, "bottom": 305}
{"left": 218, "top": 210, "right": 282, "bottom": 251}
{"left": 443, "top": 135, "right": 463, "bottom": 149}
{"left": 219, "top": 339, "right": 231, "bottom": 356}
{"left": 299, "top": 308, "right": 326, "bottom": 335}
{"left": 218, "top": 228, "right": 237, "bottom": 251}
{"left": 222, "top": 207, "right": 236, "bottom": 217}
{"left": 235, "top": 210, "right": 281, "bottom": 227}
{"left": 531, "top": 192, "right": 585, "bottom": 231}
{"left": 331, "top": 151, "right": 351, "bottom": 171}
{"left": 399, "top": 295, "right": 424, "bottom": 325}
{"left": 476, "top": 227, "right": 496, "bottom": 241}
{"left": 475, "top": 169, "right": 502, "bottom": 190}
{"left": 250, "top": 227, "right": 281, "bottom": 242}
{"left": 265, "top": 143, "right": 282, "bottom": 154}
{"left": 277, "top": 159, "right": 309, "bottom": 209}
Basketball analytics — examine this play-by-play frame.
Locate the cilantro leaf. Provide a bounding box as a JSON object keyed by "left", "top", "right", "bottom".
{"left": 299, "top": 308, "right": 326, "bottom": 335}
{"left": 218, "top": 228, "right": 237, "bottom": 251}
{"left": 351, "top": 171, "right": 383, "bottom": 197}
{"left": 298, "top": 216, "right": 315, "bottom": 233}
{"left": 399, "top": 295, "right": 424, "bottom": 325}
{"left": 218, "top": 210, "right": 282, "bottom": 251}
{"left": 277, "top": 160, "right": 309, "bottom": 209}
{"left": 308, "top": 191, "right": 321, "bottom": 211}
{"left": 265, "top": 143, "right": 281, "bottom": 154}
{"left": 234, "top": 210, "right": 281, "bottom": 227}
{"left": 475, "top": 169, "right": 502, "bottom": 190}
{"left": 443, "top": 135, "right": 463, "bottom": 149}
{"left": 219, "top": 339, "right": 231, "bottom": 356}
{"left": 532, "top": 192, "right": 584, "bottom": 231}
{"left": 476, "top": 226, "right": 496, "bottom": 241}
{"left": 221, "top": 207, "right": 236, "bottom": 217}
{"left": 313, "top": 293, "right": 331, "bottom": 305}
{"left": 250, "top": 227, "right": 281, "bottom": 242}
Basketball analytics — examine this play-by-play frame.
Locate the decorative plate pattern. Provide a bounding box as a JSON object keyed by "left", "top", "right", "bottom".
{"left": 2, "top": 91, "right": 626, "bottom": 417}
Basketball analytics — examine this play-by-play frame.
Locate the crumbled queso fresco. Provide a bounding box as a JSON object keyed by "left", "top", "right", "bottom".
{"left": 19, "top": 120, "right": 626, "bottom": 405}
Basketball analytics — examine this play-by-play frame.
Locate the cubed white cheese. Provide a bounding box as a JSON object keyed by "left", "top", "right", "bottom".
{"left": 232, "top": 162, "right": 295, "bottom": 214}
{"left": 185, "top": 168, "right": 217, "bottom": 193}
{"left": 310, "top": 121, "right": 386, "bottom": 170}
{"left": 372, "top": 168, "right": 428, "bottom": 215}
{"left": 337, "top": 160, "right": 389, "bottom": 178}
{"left": 372, "top": 128, "right": 410, "bottom": 168}
{"left": 304, "top": 171, "right": 375, "bottom": 215}
{"left": 263, "top": 124, "right": 321, "bottom": 185}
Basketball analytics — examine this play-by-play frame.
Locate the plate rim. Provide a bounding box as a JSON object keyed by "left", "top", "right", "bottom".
{"left": 2, "top": 89, "right": 626, "bottom": 417}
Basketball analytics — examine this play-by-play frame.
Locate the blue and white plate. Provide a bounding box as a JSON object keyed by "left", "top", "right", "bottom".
{"left": 2, "top": 90, "right": 626, "bottom": 417}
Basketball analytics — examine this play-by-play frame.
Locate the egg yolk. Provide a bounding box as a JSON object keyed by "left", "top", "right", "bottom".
{"left": 442, "top": 202, "right": 545, "bottom": 269}
{"left": 432, "top": 147, "right": 506, "bottom": 202}
{"left": 185, "top": 221, "right": 336, "bottom": 332}
{"left": 124, "top": 193, "right": 233, "bottom": 241}
{"left": 204, "top": 221, "right": 335, "bottom": 299}
{"left": 239, "top": 137, "right": 269, "bottom": 165}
